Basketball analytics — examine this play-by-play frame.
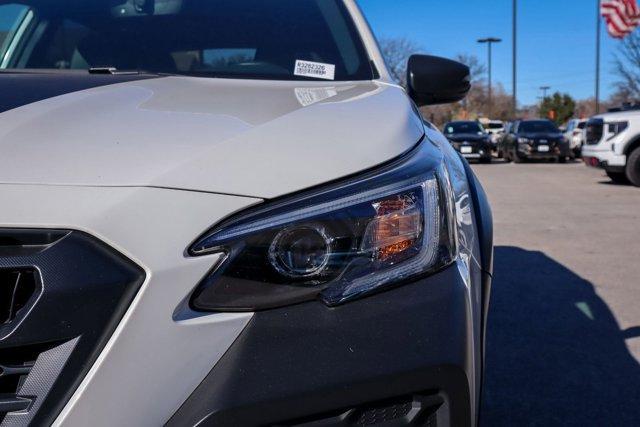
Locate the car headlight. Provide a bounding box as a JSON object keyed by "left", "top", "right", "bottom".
{"left": 517, "top": 137, "right": 532, "bottom": 144}
{"left": 189, "top": 142, "right": 458, "bottom": 311}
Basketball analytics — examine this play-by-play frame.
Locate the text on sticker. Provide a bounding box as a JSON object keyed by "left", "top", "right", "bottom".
{"left": 294, "top": 60, "right": 336, "bottom": 81}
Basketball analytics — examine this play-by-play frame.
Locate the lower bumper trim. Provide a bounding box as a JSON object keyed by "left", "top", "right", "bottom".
{"left": 168, "top": 266, "right": 474, "bottom": 427}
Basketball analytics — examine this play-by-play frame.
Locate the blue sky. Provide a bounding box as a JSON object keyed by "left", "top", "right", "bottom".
{"left": 359, "top": 0, "right": 622, "bottom": 106}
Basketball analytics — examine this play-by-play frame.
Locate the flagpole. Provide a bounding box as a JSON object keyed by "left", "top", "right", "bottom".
{"left": 596, "top": 0, "right": 601, "bottom": 114}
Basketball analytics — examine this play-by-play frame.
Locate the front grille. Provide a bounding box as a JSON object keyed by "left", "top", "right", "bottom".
{"left": 586, "top": 119, "right": 604, "bottom": 145}
{"left": 0, "top": 342, "right": 60, "bottom": 422}
{"left": 278, "top": 394, "right": 443, "bottom": 427}
{"left": 1, "top": 269, "right": 38, "bottom": 325}
{"left": 0, "top": 229, "right": 145, "bottom": 426}
{"left": 354, "top": 398, "right": 413, "bottom": 426}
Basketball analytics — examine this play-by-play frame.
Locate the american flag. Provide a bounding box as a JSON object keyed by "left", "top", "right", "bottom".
{"left": 601, "top": 0, "right": 640, "bottom": 38}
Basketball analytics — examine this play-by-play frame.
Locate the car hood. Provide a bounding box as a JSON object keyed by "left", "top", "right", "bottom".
{"left": 520, "top": 132, "right": 564, "bottom": 140}
{"left": 0, "top": 75, "right": 423, "bottom": 198}
{"left": 447, "top": 134, "right": 487, "bottom": 142}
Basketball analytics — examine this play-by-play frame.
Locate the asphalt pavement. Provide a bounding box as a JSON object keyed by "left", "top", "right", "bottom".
{"left": 472, "top": 160, "right": 640, "bottom": 426}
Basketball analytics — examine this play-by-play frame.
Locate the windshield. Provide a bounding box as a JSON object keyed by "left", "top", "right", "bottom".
{"left": 0, "top": 0, "right": 373, "bottom": 81}
{"left": 486, "top": 123, "right": 503, "bottom": 130}
{"left": 519, "top": 121, "right": 560, "bottom": 134}
{"left": 444, "top": 122, "right": 485, "bottom": 135}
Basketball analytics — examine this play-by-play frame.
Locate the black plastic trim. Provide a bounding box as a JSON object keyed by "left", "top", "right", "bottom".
{"left": 0, "top": 396, "right": 32, "bottom": 413}
{"left": 0, "top": 229, "right": 145, "bottom": 425}
{"left": 168, "top": 265, "right": 474, "bottom": 427}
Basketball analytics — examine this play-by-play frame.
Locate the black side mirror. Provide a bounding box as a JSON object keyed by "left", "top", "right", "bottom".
{"left": 406, "top": 55, "right": 471, "bottom": 107}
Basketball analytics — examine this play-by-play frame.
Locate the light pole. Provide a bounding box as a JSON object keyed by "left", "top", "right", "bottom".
{"left": 540, "top": 86, "right": 551, "bottom": 100}
{"left": 595, "top": 0, "right": 602, "bottom": 114}
{"left": 513, "top": 0, "right": 517, "bottom": 116}
{"left": 478, "top": 37, "right": 502, "bottom": 117}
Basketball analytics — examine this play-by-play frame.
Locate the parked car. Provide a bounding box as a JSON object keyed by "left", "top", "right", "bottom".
{"left": 443, "top": 120, "right": 493, "bottom": 163}
{"left": 0, "top": 0, "right": 493, "bottom": 426}
{"left": 564, "top": 118, "right": 587, "bottom": 157}
{"left": 483, "top": 120, "right": 506, "bottom": 151}
{"left": 582, "top": 110, "right": 640, "bottom": 186}
{"left": 500, "top": 119, "right": 573, "bottom": 163}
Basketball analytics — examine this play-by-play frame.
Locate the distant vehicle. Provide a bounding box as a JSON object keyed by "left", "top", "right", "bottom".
{"left": 496, "top": 121, "right": 513, "bottom": 158}
{"left": 484, "top": 120, "right": 505, "bottom": 150}
{"left": 564, "top": 119, "right": 587, "bottom": 157}
{"left": 499, "top": 119, "right": 572, "bottom": 163}
{"left": 582, "top": 110, "right": 640, "bottom": 186}
{"left": 443, "top": 121, "right": 493, "bottom": 163}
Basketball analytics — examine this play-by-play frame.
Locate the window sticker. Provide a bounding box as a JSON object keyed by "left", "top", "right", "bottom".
{"left": 294, "top": 60, "right": 335, "bottom": 81}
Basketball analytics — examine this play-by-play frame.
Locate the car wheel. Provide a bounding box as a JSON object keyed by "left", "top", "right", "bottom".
{"left": 480, "top": 157, "right": 492, "bottom": 164}
{"left": 558, "top": 156, "right": 567, "bottom": 164}
{"left": 607, "top": 170, "right": 630, "bottom": 184}
{"left": 513, "top": 151, "right": 525, "bottom": 163}
{"left": 626, "top": 147, "right": 640, "bottom": 187}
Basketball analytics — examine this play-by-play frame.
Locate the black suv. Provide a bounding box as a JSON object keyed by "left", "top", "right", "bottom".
{"left": 499, "top": 119, "right": 572, "bottom": 163}
{"left": 443, "top": 121, "right": 493, "bottom": 163}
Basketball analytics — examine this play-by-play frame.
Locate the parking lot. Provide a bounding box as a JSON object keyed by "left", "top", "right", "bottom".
{"left": 473, "top": 160, "right": 640, "bottom": 425}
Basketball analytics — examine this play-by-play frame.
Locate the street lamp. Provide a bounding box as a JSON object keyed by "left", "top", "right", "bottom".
{"left": 478, "top": 37, "right": 502, "bottom": 117}
{"left": 540, "top": 85, "right": 551, "bottom": 100}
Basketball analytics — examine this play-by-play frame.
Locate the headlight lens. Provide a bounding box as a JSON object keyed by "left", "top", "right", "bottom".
{"left": 189, "top": 144, "right": 458, "bottom": 311}
{"left": 518, "top": 137, "right": 532, "bottom": 144}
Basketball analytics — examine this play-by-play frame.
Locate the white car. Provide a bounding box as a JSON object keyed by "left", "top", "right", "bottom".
{"left": 564, "top": 119, "right": 587, "bottom": 156}
{"left": 582, "top": 110, "right": 640, "bottom": 186}
{"left": 483, "top": 120, "right": 505, "bottom": 148}
{"left": 0, "top": 1, "right": 493, "bottom": 426}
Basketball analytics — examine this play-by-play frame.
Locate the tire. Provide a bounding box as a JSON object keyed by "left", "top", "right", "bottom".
{"left": 626, "top": 147, "right": 640, "bottom": 187}
{"left": 607, "top": 170, "right": 630, "bottom": 184}
{"left": 558, "top": 156, "right": 567, "bottom": 164}
{"left": 513, "top": 150, "right": 525, "bottom": 163}
{"left": 480, "top": 157, "right": 492, "bottom": 164}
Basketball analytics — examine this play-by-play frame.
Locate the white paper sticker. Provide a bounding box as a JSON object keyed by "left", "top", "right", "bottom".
{"left": 294, "top": 60, "right": 335, "bottom": 80}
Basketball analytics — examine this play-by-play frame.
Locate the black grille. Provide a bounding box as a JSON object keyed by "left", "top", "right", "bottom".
{"left": 0, "top": 229, "right": 145, "bottom": 425}
{"left": 354, "top": 398, "right": 413, "bottom": 426}
{"left": 586, "top": 119, "right": 604, "bottom": 145}
{"left": 0, "top": 342, "right": 54, "bottom": 422}
{"left": 277, "top": 394, "right": 443, "bottom": 427}
{"left": 1, "top": 269, "right": 38, "bottom": 325}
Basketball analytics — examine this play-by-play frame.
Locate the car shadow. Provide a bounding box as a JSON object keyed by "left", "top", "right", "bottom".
{"left": 481, "top": 247, "right": 640, "bottom": 426}
{"left": 597, "top": 180, "right": 635, "bottom": 187}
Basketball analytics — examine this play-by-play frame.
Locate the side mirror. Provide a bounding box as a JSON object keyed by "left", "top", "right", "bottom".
{"left": 406, "top": 55, "right": 471, "bottom": 107}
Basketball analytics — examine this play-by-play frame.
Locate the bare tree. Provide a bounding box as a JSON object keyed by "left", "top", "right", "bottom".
{"left": 378, "top": 37, "right": 423, "bottom": 87}
{"left": 612, "top": 31, "right": 640, "bottom": 103}
{"left": 453, "top": 53, "right": 487, "bottom": 85}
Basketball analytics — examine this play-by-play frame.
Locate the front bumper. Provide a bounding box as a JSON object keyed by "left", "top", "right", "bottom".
{"left": 0, "top": 172, "right": 489, "bottom": 427}
{"left": 451, "top": 142, "right": 492, "bottom": 160}
{"left": 0, "top": 184, "right": 259, "bottom": 426}
{"left": 582, "top": 145, "right": 626, "bottom": 172}
{"left": 168, "top": 263, "right": 484, "bottom": 427}
{"left": 517, "top": 143, "right": 569, "bottom": 159}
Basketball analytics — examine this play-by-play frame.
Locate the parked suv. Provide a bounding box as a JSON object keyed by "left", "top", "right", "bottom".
{"left": 483, "top": 119, "right": 505, "bottom": 152}
{"left": 564, "top": 118, "right": 587, "bottom": 157}
{"left": 0, "top": 1, "right": 492, "bottom": 426}
{"left": 443, "top": 120, "right": 493, "bottom": 163}
{"left": 582, "top": 110, "right": 640, "bottom": 186}
{"left": 500, "top": 119, "right": 572, "bottom": 163}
